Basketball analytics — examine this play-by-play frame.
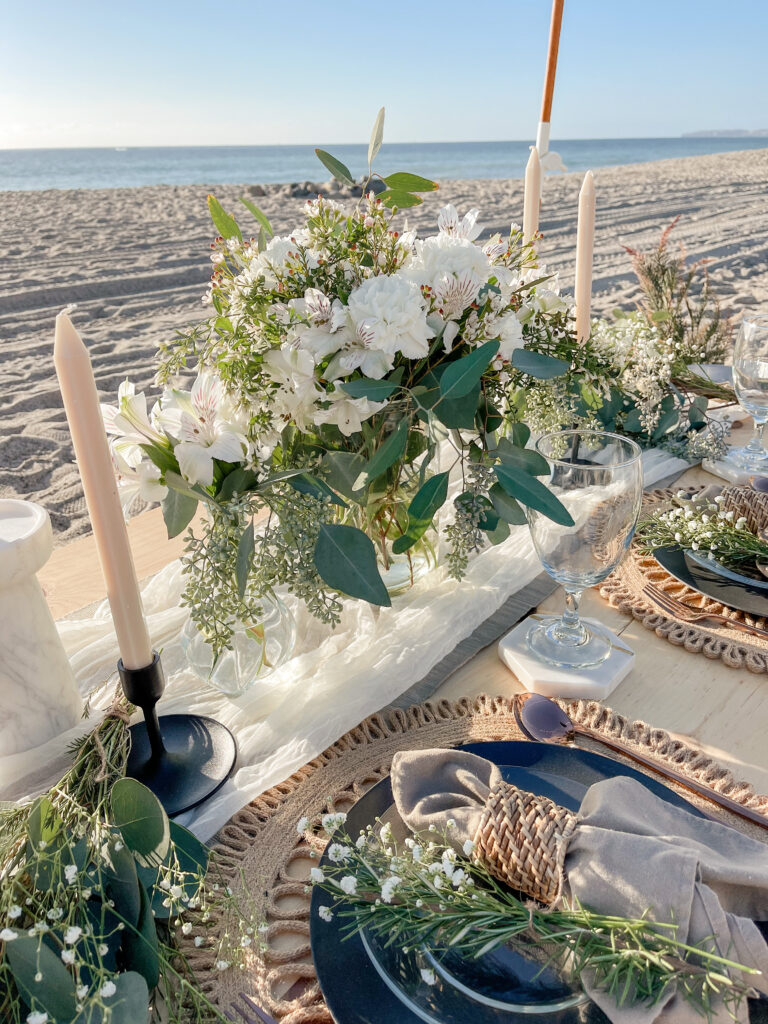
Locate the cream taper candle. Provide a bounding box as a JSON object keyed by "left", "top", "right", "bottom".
{"left": 53, "top": 311, "right": 153, "bottom": 670}
{"left": 574, "top": 169, "right": 595, "bottom": 343}
{"left": 522, "top": 146, "right": 542, "bottom": 241}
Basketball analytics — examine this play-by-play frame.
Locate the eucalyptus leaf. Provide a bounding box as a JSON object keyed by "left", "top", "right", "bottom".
{"left": 486, "top": 519, "right": 511, "bottom": 545}
{"left": 489, "top": 483, "right": 527, "bottom": 525}
{"left": 235, "top": 520, "right": 255, "bottom": 600}
{"left": 207, "top": 194, "right": 242, "bottom": 241}
{"left": 110, "top": 779, "right": 170, "bottom": 870}
{"left": 378, "top": 189, "right": 423, "bottom": 209}
{"left": 368, "top": 106, "right": 385, "bottom": 169}
{"left": 382, "top": 172, "right": 439, "bottom": 193}
{"left": 238, "top": 196, "right": 273, "bottom": 238}
{"left": 510, "top": 422, "right": 531, "bottom": 448}
{"left": 339, "top": 377, "right": 399, "bottom": 401}
{"left": 314, "top": 148, "right": 355, "bottom": 186}
{"left": 511, "top": 348, "right": 570, "bottom": 379}
{"left": 652, "top": 408, "right": 680, "bottom": 440}
{"left": 391, "top": 471, "right": 449, "bottom": 554}
{"left": 494, "top": 465, "right": 574, "bottom": 526}
{"left": 6, "top": 936, "right": 78, "bottom": 1020}
{"left": 75, "top": 972, "right": 150, "bottom": 1024}
{"left": 322, "top": 451, "right": 369, "bottom": 502}
{"left": 120, "top": 879, "right": 160, "bottom": 988}
{"left": 497, "top": 438, "right": 550, "bottom": 476}
{"left": 361, "top": 417, "right": 409, "bottom": 483}
{"left": 314, "top": 524, "right": 391, "bottom": 606}
{"left": 623, "top": 408, "right": 643, "bottom": 432}
{"left": 433, "top": 384, "right": 481, "bottom": 429}
{"left": 218, "top": 467, "right": 260, "bottom": 500}
{"left": 162, "top": 488, "right": 198, "bottom": 539}
{"left": 101, "top": 836, "right": 142, "bottom": 927}
{"left": 288, "top": 472, "right": 347, "bottom": 507}
{"left": 438, "top": 340, "right": 499, "bottom": 402}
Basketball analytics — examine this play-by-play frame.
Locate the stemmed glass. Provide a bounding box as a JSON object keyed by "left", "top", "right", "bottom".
{"left": 731, "top": 314, "right": 768, "bottom": 470}
{"left": 526, "top": 430, "right": 643, "bottom": 669}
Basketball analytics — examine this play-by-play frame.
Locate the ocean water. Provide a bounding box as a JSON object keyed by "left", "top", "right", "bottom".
{"left": 2, "top": 137, "right": 768, "bottom": 191}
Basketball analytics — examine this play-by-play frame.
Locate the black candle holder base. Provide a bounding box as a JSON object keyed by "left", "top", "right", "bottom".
{"left": 118, "top": 653, "right": 237, "bottom": 818}
{"left": 127, "top": 714, "right": 237, "bottom": 818}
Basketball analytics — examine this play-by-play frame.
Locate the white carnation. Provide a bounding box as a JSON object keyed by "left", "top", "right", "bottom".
{"left": 346, "top": 274, "right": 433, "bottom": 360}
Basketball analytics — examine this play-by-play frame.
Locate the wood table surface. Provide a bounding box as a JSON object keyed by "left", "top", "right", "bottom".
{"left": 40, "top": 463, "right": 768, "bottom": 796}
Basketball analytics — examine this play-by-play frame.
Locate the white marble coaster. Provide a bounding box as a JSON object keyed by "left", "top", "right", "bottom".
{"left": 498, "top": 617, "right": 635, "bottom": 701}
{"left": 702, "top": 454, "right": 755, "bottom": 486}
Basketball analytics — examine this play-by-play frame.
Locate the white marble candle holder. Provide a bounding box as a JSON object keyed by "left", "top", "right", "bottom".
{"left": 0, "top": 500, "right": 83, "bottom": 756}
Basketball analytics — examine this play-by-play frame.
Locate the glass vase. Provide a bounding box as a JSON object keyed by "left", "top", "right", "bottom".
{"left": 180, "top": 593, "right": 297, "bottom": 698}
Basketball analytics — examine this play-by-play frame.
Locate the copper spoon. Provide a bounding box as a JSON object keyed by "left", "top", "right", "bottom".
{"left": 514, "top": 693, "right": 768, "bottom": 831}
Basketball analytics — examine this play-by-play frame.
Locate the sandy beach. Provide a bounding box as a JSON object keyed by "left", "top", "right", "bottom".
{"left": 1, "top": 148, "right": 767, "bottom": 545}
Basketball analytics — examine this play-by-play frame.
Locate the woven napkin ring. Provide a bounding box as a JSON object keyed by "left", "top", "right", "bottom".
{"left": 472, "top": 779, "right": 578, "bottom": 904}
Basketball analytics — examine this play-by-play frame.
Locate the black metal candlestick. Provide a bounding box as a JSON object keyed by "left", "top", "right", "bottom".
{"left": 118, "top": 652, "right": 237, "bottom": 817}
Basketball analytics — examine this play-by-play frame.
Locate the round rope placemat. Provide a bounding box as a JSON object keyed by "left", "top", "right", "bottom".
{"left": 188, "top": 694, "right": 768, "bottom": 1023}
{"left": 600, "top": 488, "right": 768, "bottom": 674}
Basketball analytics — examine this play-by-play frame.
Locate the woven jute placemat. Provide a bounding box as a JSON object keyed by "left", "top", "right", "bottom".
{"left": 601, "top": 488, "right": 768, "bottom": 674}
{"left": 188, "top": 694, "right": 768, "bottom": 1023}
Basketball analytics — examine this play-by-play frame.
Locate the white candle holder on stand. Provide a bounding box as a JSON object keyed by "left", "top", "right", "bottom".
{"left": 0, "top": 500, "right": 83, "bottom": 757}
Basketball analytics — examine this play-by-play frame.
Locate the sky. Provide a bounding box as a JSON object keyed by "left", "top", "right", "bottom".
{"left": 1, "top": 0, "right": 767, "bottom": 149}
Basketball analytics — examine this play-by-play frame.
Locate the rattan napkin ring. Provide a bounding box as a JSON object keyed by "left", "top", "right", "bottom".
{"left": 472, "top": 779, "right": 578, "bottom": 904}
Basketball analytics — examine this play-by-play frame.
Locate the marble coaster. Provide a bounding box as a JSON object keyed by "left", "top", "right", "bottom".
{"left": 498, "top": 616, "right": 635, "bottom": 700}
{"left": 702, "top": 453, "right": 755, "bottom": 486}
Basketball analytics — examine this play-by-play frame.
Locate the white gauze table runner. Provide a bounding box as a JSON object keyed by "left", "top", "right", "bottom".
{"left": 0, "top": 449, "right": 686, "bottom": 840}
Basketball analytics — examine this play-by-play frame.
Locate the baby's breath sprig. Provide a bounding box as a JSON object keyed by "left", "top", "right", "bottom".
{"left": 636, "top": 494, "right": 768, "bottom": 572}
{"left": 308, "top": 817, "right": 758, "bottom": 1019}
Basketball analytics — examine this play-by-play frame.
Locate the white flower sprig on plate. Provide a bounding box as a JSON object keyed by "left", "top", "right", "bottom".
{"left": 636, "top": 493, "right": 768, "bottom": 572}
{"left": 305, "top": 814, "right": 758, "bottom": 1017}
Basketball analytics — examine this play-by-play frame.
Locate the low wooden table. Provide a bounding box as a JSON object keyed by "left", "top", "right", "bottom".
{"left": 41, "top": 464, "right": 768, "bottom": 796}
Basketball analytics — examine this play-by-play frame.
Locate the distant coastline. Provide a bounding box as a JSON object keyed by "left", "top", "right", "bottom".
{"left": 683, "top": 129, "right": 768, "bottom": 137}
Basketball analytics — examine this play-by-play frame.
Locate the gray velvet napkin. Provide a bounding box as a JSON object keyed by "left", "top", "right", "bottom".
{"left": 390, "top": 749, "right": 768, "bottom": 1024}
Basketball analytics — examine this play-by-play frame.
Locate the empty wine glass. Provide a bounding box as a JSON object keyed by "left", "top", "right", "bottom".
{"left": 526, "top": 430, "right": 642, "bottom": 669}
{"left": 731, "top": 314, "right": 768, "bottom": 470}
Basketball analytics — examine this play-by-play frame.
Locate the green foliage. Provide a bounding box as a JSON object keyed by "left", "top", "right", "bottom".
{"left": 391, "top": 471, "right": 450, "bottom": 554}
{"left": 314, "top": 148, "right": 355, "bottom": 186}
{"left": 207, "top": 194, "right": 241, "bottom": 241}
{"left": 314, "top": 524, "right": 391, "bottom": 606}
{"left": 511, "top": 348, "right": 570, "bottom": 379}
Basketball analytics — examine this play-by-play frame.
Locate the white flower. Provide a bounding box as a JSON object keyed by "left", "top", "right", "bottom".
{"left": 494, "top": 311, "right": 525, "bottom": 361}
{"left": 155, "top": 374, "right": 248, "bottom": 487}
{"left": 194, "top": 935, "right": 205, "bottom": 947}
{"left": 309, "top": 867, "right": 325, "bottom": 883}
{"left": 379, "top": 823, "right": 394, "bottom": 845}
{"left": 64, "top": 926, "right": 82, "bottom": 944}
{"left": 408, "top": 234, "right": 490, "bottom": 311}
{"left": 0, "top": 928, "right": 18, "bottom": 941}
{"left": 8, "top": 905, "right": 21, "bottom": 919}
{"left": 462, "top": 840, "right": 475, "bottom": 856}
{"left": 215, "top": 960, "right": 231, "bottom": 972}
{"left": 296, "top": 816, "right": 309, "bottom": 834}
{"left": 315, "top": 390, "right": 386, "bottom": 436}
{"left": 63, "top": 864, "right": 79, "bottom": 886}
{"left": 170, "top": 885, "right": 183, "bottom": 900}
{"left": 100, "top": 980, "right": 117, "bottom": 998}
{"left": 437, "top": 205, "right": 482, "bottom": 241}
{"left": 327, "top": 843, "right": 351, "bottom": 864}
{"left": 380, "top": 875, "right": 401, "bottom": 904}
{"left": 451, "top": 868, "right": 468, "bottom": 887}
{"left": 263, "top": 347, "right": 323, "bottom": 431}
{"left": 338, "top": 875, "right": 358, "bottom": 895}
{"left": 248, "top": 235, "right": 302, "bottom": 287}
{"left": 101, "top": 380, "right": 166, "bottom": 453}
{"left": 61, "top": 949, "right": 75, "bottom": 965}
{"left": 318, "top": 906, "right": 334, "bottom": 922}
{"left": 98, "top": 943, "right": 108, "bottom": 956}
{"left": 26, "top": 1013, "right": 48, "bottom": 1024}
{"left": 321, "top": 812, "right": 348, "bottom": 832}
{"left": 76, "top": 985, "right": 88, "bottom": 999}
{"left": 346, "top": 274, "right": 433, "bottom": 361}
{"left": 181, "top": 922, "right": 193, "bottom": 935}
{"left": 420, "top": 968, "right": 438, "bottom": 986}
{"left": 355, "top": 834, "right": 366, "bottom": 849}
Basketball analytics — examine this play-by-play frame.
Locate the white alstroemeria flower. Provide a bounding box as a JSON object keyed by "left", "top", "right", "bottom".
{"left": 264, "top": 348, "right": 323, "bottom": 432}
{"left": 110, "top": 444, "right": 168, "bottom": 517}
{"left": 495, "top": 311, "right": 525, "bottom": 361}
{"left": 534, "top": 287, "right": 568, "bottom": 314}
{"left": 324, "top": 318, "right": 394, "bottom": 381}
{"left": 437, "top": 204, "right": 483, "bottom": 241}
{"left": 433, "top": 268, "right": 484, "bottom": 322}
{"left": 346, "top": 274, "right": 433, "bottom": 361}
{"left": 101, "top": 380, "right": 166, "bottom": 457}
{"left": 315, "top": 390, "right": 386, "bottom": 436}
{"left": 245, "top": 235, "right": 302, "bottom": 288}
{"left": 408, "top": 234, "right": 490, "bottom": 312}
{"left": 155, "top": 374, "right": 248, "bottom": 487}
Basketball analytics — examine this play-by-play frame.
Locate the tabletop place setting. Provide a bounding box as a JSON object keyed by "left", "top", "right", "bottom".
{"left": 3, "top": 4, "right": 768, "bottom": 1024}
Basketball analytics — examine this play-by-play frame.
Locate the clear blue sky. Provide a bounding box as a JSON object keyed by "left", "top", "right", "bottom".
{"left": 1, "top": 0, "right": 766, "bottom": 148}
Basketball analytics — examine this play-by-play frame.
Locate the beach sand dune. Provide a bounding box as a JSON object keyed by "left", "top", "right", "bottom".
{"left": 1, "top": 149, "right": 767, "bottom": 544}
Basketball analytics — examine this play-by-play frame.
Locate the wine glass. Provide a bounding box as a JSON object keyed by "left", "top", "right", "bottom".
{"left": 731, "top": 314, "right": 768, "bottom": 470}
{"left": 526, "top": 430, "right": 642, "bottom": 669}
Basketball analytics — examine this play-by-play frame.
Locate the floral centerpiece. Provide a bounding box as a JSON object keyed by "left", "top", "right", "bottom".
{"left": 105, "top": 111, "right": 581, "bottom": 657}
{"left": 103, "top": 111, "right": 733, "bottom": 660}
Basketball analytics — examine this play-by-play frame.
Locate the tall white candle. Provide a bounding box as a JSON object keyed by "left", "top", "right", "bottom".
{"left": 574, "top": 170, "right": 596, "bottom": 343}
{"left": 53, "top": 311, "right": 153, "bottom": 670}
{"left": 522, "top": 146, "right": 542, "bottom": 242}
